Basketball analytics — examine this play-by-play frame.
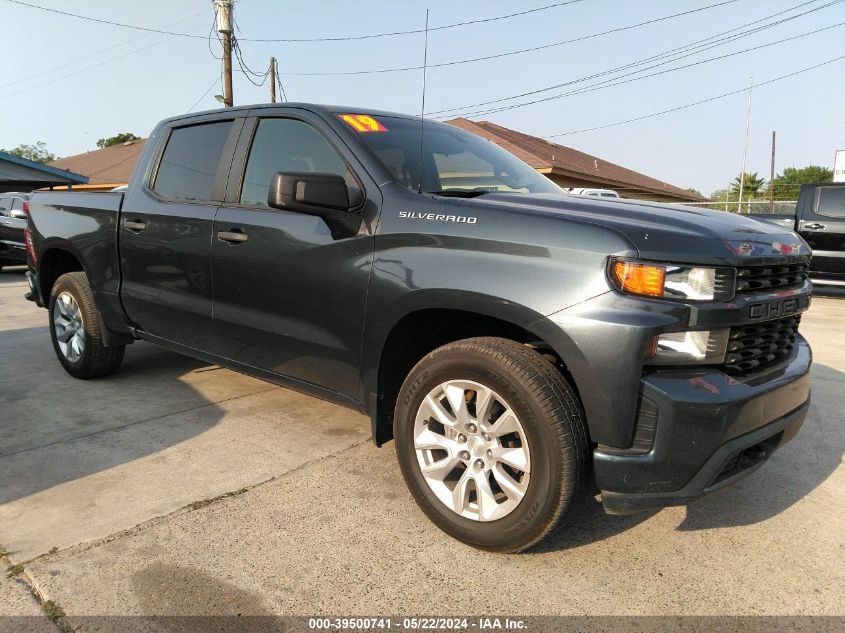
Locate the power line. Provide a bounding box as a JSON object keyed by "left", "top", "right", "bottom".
{"left": 1, "top": 0, "right": 209, "bottom": 39}
{"left": 0, "top": 9, "right": 207, "bottom": 89}
{"left": 0, "top": 29, "right": 203, "bottom": 101}
{"left": 275, "top": 59, "right": 288, "bottom": 102}
{"left": 231, "top": 17, "right": 270, "bottom": 88}
{"left": 428, "top": 0, "right": 841, "bottom": 116}
{"left": 541, "top": 54, "right": 845, "bottom": 137}
{"left": 437, "top": 22, "right": 845, "bottom": 119}
{"left": 1, "top": 0, "right": 588, "bottom": 43}
{"left": 280, "top": 0, "right": 741, "bottom": 76}
{"left": 187, "top": 76, "right": 222, "bottom": 113}
{"left": 241, "top": 0, "right": 588, "bottom": 42}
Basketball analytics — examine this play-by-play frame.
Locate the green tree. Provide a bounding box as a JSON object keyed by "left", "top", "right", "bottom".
{"left": 685, "top": 187, "right": 704, "bottom": 198}
{"left": 96, "top": 132, "right": 140, "bottom": 149}
{"left": 0, "top": 141, "right": 56, "bottom": 164}
{"left": 730, "top": 172, "right": 766, "bottom": 198}
{"left": 772, "top": 165, "right": 833, "bottom": 200}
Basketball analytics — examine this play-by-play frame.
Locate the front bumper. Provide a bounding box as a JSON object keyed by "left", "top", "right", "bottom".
{"left": 596, "top": 337, "right": 812, "bottom": 515}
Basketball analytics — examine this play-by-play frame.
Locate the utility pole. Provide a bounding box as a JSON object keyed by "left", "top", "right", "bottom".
{"left": 769, "top": 131, "right": 776, "bottom": 213}
{"left": 269, "top": 57, "right": 277, "bottom": 103}
{"left": 214, "top": 0, "right": 234, "bottom": 108}
{"left": 737, "top": 76, "right": 753, "bottom": 214}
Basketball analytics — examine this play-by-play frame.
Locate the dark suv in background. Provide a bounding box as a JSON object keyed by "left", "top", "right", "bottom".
{"left": 0, "top": 192, "right": 29, "bottom": 271}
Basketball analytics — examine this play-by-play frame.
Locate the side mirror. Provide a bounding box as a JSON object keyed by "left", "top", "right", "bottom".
{"left": 10, "top": 209, "right": 26, "bottom": 219}
{"left": 268, "top": 172, "right": 350, "bottom": 218}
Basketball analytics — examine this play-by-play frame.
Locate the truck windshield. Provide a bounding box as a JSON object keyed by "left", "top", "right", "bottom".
{"left": 346, "top": 115, "right": 562, "bottom": 195}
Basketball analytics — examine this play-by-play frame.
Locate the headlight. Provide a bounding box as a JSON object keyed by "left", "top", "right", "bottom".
{"left": 644, "top": 329, "right": 729, "bottom": 365}
{"left": 609, "top": 259, "right": 735, "bottom": 301}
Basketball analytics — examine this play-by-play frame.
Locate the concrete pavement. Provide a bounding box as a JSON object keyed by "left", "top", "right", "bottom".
{"left": 1, "top": 265, "right": 843, "bottom": 622}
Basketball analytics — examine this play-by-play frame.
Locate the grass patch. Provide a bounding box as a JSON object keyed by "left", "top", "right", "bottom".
{"left": 42, "top": 600, "right": 65, "bottom": 621}
{"left": 7, "top": 564, "right": 24, "bottom": 577}
{"left": 0, "top": 545, "right": 7, "bottom": 557}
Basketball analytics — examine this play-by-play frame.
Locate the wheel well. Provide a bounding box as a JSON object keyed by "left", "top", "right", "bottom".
{"left": 39, "top": 249, "right": 84, "bottom": 301}
{"left": 373, "top": 309, "right": 567, "bottom": 446}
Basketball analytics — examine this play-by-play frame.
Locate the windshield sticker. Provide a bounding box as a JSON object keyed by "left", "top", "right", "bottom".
{"left": 338, "top": 114, "right": 388, "bottom": 133}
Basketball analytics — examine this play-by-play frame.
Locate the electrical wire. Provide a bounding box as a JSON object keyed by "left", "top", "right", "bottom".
{"left": 542, "top": 54, "right": 845, "bottom": 137}
{"left": 436, "top": 22, "right": 845, "bottom": 119}
{"left": 427, "top": 0, "right": 842, "bottom": 116}
{"left": 0, "top": 9, "right": 207, "bottom": 89}
{"left": 279, "top": 0, "right": 742, "bottom": 76}
{"left": 275, "top": 59, "right": 288, "bottom": 102}
{"left": 231, "top": 17, "right": 270, "bottom": 88}
{"left": 236, "top": 0, "right": 589, "bottom": 42}
{"left": 187, "top": 76, "right": 222, "bottom": 113}
{"left": 0, "top": 29, "right": 202, "bottom": 101}
{"left": 1, "top": 0, "right": 209, "bottom": 38}
{"left": 1, "top": 0, "right": 589, "bottom": 43}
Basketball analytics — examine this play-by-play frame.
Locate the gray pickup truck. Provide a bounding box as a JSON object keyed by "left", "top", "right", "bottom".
{"left": 751, "top": 182, "right": 845, "bottom": 286}
{"left": 24, "top": 103, "right": 813, "bottom": 552}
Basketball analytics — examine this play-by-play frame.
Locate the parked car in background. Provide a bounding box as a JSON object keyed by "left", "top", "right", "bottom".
{"left": 749, "top": 182, "right": 845, "bottom": 286}
{"left": 0, "top": 192, "right": 29, "bottom": 271}
{"left": 568, "top": 187, "right": 620, "bottom": 198}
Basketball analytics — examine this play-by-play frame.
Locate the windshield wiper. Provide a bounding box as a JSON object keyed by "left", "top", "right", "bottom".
{"left": 427, "top": 189, "right": 490, "bottom": 198}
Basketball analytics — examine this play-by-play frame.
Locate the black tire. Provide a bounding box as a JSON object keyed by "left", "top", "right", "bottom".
{"left": 394, "top": 337, "right": 589, "bottom": 553}
{"left": 48, "top": 271, "right": 125, "bottom": 379}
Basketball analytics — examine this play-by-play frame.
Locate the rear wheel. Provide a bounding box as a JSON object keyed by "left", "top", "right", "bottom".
{"left": 394, "top": 337, "right": 588, "bottom": 552}
{"left": 49, "top": 272, "right": 125, "bottom": 379}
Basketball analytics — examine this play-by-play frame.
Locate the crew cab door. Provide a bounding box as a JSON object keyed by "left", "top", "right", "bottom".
{"left": 797, "top": 185, "right": 845, "bottom": 275}
{"left": 210, "top": 110, "right": 379, "bottom": 402}
{"left": 119, "top": 116, "right": 243, "bottom": 349}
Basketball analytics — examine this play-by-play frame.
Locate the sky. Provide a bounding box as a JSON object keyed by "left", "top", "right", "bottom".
{"left": 1, "top": 0, "right": 843, "bottom": 196}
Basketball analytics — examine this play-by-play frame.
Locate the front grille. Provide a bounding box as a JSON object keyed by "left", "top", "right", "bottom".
{"left": 723, "top": 315, "right": 801, "bottom": 373}
{"left": 735, "top": 262, "right": 809, "bottom": 294}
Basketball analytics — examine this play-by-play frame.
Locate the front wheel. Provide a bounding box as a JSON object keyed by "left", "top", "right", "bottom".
{"left": 49, "top": 272, "right": 125, "bottom": 379}
{"left": 394, "top": 337, "right": 589, "bottom": 552}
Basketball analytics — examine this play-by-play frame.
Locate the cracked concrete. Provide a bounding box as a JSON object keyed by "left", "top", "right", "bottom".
{"left": 1, "top": 266, "right": 843, "bottom": 620}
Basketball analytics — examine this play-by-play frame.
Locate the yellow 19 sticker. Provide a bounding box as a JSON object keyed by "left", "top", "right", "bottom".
{"left": 338, "top": 114, "right": 388, "bottom": 133}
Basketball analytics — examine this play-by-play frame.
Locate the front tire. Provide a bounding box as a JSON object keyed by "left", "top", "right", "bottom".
{"left": 394, "top": 337, "right": 588, "bottom": 552}
{"left": 49, "top": 272, "right": 125, "bottom": 379}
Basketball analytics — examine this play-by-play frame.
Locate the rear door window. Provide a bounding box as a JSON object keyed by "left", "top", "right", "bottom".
{"left": 816, "top": 187, "right": 845, "bottom": 218}
{"left": 0, "top": 198, "right": 8, "bottom": 215}
{"left": 153, "top": 120, "right": 233, "bottom": 202}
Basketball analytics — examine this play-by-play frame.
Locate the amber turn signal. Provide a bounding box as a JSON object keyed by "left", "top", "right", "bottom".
{"left": 611, "top": 261, "right": 666, "bottom": 297}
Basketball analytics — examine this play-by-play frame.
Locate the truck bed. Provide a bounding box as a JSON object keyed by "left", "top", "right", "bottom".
{"left": 27, "top": 190, "right": 125, "bottom": 324}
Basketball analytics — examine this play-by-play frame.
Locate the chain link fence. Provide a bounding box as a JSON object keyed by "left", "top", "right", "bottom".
{"left": 666, "top": 200, "right": 797, "bottom": 215}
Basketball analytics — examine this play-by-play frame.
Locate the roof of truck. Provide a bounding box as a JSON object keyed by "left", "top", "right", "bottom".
{"left": 165, "top": 103, "right": 434, "bottom": 126}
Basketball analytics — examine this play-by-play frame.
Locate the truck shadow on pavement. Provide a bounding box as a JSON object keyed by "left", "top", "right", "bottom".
{"left": 0, "top": 324, "right": 226, "bottom": 505}
{"left": 537, "top": 363, "right": 844, "bottom": 550}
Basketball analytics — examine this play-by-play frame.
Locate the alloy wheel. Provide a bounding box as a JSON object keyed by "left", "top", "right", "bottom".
{"left": 54, "top": 291, "right": 86, "bottom": 362}
{"left": 413, "top": 379, "right": 531, "bottom": 522}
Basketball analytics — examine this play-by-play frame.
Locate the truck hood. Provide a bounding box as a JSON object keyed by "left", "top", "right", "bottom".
{"left": 459, "top": 192, "right": 809, "bottom": 266}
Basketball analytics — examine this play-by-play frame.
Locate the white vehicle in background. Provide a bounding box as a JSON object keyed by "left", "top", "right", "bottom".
{"left": 568, "top": 188, "right": 620, "bottom": 198}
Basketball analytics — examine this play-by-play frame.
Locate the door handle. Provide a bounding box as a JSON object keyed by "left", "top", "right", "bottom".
{"left": 217, "top": 229, "right": 249, "bottom": 244}
{"left": 804, "top": 223, "right": 826, "bottom": 230}
{"left": 124, "top": 219, "right": 147, "bottom": 232}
